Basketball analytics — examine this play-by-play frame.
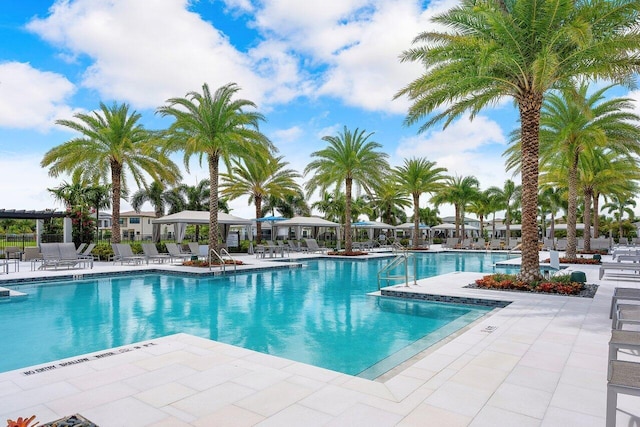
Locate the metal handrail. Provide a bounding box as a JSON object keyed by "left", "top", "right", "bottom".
{"left": 392, "top": 242, "right": 406, "bottom": 254}
{"left": 377, "top": 251, "right": 417, "bottom": 290}
{"left": 208, "top": 248, "right": 237, "bottom": 274}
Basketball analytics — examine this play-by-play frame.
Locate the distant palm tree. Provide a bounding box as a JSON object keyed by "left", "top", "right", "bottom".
{"left": 487, "top": 180, "right": 521, "bottom": 242}
{"left": 396, "top": 0, "right": 640, "bottom": 281}
{"left": 371, "top": 179, "right": 410, "bottom": 226}
{"left": 263, "top": 189, "right": 310, "bottom": 218}
{"left": 467, "top": 190, "right": 494, "bottom": 240}
{"left": 42, "top": 102, "right": 181, "bottom": 243}
{"left": 431, "top": 176, "right": 480, "bottom": 241}
{"left": 538, "top": 186, "right": 564, "bottom": 241}
{"left": 305, "top": 127, "right": 389, "bottom": 253}
{"left": 419, "top": 206, "right": 440, "bottom": 227}
{"left": 603, "top": 196, "right": 637, "bottom": 240}
{"left": 395, "top": 158, "right": 447, "bottom": 249}
{"left": 131, "top": 181, "right": 168, "bottom": 242}
{"left": 84, "top": 184, "right": 111, "bottom": 241}
{"left": 311, "top": 191, "right": 344, "bottom": 223}
{"left": 159, "top": 83, "right": 273, "bottom": 253}
{"left": 221, "top": 155, "right": 301, "bottom": 243}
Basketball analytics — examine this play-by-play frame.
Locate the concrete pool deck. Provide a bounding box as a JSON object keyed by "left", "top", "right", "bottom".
{"left": 0, "top": 249, "right": 638, "bottom": 426}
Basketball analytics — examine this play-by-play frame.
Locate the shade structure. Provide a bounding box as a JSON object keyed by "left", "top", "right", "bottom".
{"left": 432, "top": 223, "right": 478, "bottom": 238}
{"left": 255, "top": 216, "right": 286, "bottom": 241}
{"left": 352, "top": 221, "right": 395, "bottom": 240}
{"left": 153, "top": 210, "right": 254, "bottom": 251}
{"left": 396, "top": 222, "right": 430, "bottom": 230}
{"left": 276, "top": 216, "right": 341, "bottom": 249}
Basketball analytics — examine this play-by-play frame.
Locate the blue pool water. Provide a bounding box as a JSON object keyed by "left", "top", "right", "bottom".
{"left": 0, "top": 253, "right": 509, "bottom": 377}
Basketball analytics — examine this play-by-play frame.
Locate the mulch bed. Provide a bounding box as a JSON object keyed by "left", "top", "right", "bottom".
{"left": 465, "top": 282, "right": 599, "bottom": 298}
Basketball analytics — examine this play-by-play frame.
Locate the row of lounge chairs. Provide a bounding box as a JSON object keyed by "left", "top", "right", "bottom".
{"left": 39, "top": 243, "right": 95, "bottom": 270}
{"left": 606, "top": 287, "right": 640, "bottom": 426}
{"left": 255, "top": 239, "right": 329, "bottom": 258}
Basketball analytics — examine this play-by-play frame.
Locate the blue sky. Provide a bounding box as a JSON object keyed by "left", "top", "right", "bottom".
{"left": 1, "top": 0, "right": 637, "bottom": 220}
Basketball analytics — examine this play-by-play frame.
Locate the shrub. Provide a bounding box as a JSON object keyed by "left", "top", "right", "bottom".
{"left": 474, "top": 274, "right": 584, "bottom": 295}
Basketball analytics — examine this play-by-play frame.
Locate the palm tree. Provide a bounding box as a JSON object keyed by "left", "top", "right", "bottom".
{"left": 538, "top": 186, "right": 564, "bottom": 242}
{"left": 603, "top": 195, "right": 638, "bottom": 240}
{"left": 395, "top": 158, "right": 447, "bottom": 249}
{"left": 304, "top": 127, "right": 389, "bottom": 253}
{"left": 221, "top": 155, "right": 302, "bottom": 243}
{"left": 42, "top": 102, "right": 181, "bottom": 243}
{"left": 311, "top": 191, "right": 345, "bottom": 223}
{"left": 131, "top": 181, "right": 168, "bottom": 242}
{"left": 159, "top": 83, "right": 273, "bottom": 253}
{"left": 371, "top": 180, "right": 410, "bottom": 226}
{"left": 84, "top": 184, "right": 111, "bottom": 241}
{"left": 431, "top": 175, "right": 480, "bottom": 241}
{"left": 536, "top": 84, "right": 640, "bottom": 258}
{"left": 419, "top": 206, "right": 440, "bottom": 227}
{"left": 467, "top": 190, "right": 495, "bottom": 240}
{"left": 395, "top": 0, "right": 640, "bottom": 281}
{"left": 487, "top": 180, "right": 521, "bottom": 242}
{"left": 263, "top": 189, "right": 310, "bottom": 218}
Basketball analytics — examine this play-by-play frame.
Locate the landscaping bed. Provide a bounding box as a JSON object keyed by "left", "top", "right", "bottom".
{"left": 466, "top": 273, "right": 598, "bottom": 298}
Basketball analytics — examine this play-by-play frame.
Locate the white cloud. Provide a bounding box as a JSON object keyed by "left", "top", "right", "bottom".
{"left": 0, "top": 152, "right": 66, "bottom": 210}
{"left": 270, "top": 126, "right": 304, "bottom": 145}
{"left": 393, "top": 114, "right": 513, "bottom": 196}
{"left": 0, "top": 62, "right": 78, "bottom": 131}
{"left": 27, "top": 0, "right": 268, "bottom": 108}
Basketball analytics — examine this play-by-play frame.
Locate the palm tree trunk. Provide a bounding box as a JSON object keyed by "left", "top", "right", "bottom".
{"left": 208, "top": 153, "right": 220, "bottom": 254}
{"left": 583, "top": 188, "right": 592, "bottom": 252}
{"left": 413, "top": 193, "right": 420, "bottom": 249}
{"left": 255, "top": 196, "right": 263, "bottom": 244}
{"left": 566, "top": 151, "right": 579, "bottom": 259}
{"left": 505, "top": 207, "right": 511, "bottom": 243}
{"left": 517, "top": 92, "right": 543, "bottom": 282}
{"left": 593, "top": 193, "right": 600, "bottom": 237}
{"left": 111, "top": 161, "right": 122, "bottom": 243}
{"left": 454, "top": 205, "right": 460, "bottom": 242}
{"left": 345, "top": 178, "right": 353, "bottom": 252}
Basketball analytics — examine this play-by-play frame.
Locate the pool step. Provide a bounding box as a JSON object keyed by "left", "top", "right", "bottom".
{"left": 0, "top": 286, "right": 27, "bottom": 302}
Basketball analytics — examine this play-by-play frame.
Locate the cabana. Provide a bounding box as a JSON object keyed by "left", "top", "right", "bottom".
{"left": 395, "top": 222, "right": 430, "bottom": 242}
{"left": 352, "top": 221, "right": 396, "bottom": 242}
{"left": 152, "top": 210, "right": 254, "bottom": 252}
{"left": 276, "top": 216, "right": 341, "bottom": 249}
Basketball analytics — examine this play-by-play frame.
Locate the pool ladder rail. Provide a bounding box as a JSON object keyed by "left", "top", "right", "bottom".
{"left": 208, "top": 248, "right": 237, "bottom": 274}
{"left": 377, "top": 245, "right": 417, "bottom": 290}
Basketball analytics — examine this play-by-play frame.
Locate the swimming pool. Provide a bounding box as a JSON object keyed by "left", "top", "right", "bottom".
{"left": 1, "top": 253, "right": 509, "bottom": 377}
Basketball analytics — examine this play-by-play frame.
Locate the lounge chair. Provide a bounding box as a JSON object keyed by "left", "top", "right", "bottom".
{"left": 115, "top": 243, "right": 145, "bottom": 265}
{"left": 188, "top": 242, "right": 209, "bottom": 259}
{"left": 443, "top": 238, "right": 458, "bottom": 249}
{"left": 304, "top": 238, "right": 328, "bottom": 254}
{"left": 75, "top": 243, "right": 87, "bottom": 254}
{"left": 555, "top": 238, "right": 567, "bottom": 251}
{"left": 276, "top": 240, "right": 290, "bottom": 255}
{"left": 489, "top": 239, "right": 502, "bottom": 250}
{"left": 142, "top": 243, "right": 172, "bottom": 264}
{"left": 165, "top": 243, "right": 192, "bottom": 262}
{"left": 40, "top": 243, "right": 83, "bottom": 270}
{"left": 287, "top": 241, "right": 302, "bottom": 252}
{"left": 599, "top": 262, "right": 640, "bottom": 280}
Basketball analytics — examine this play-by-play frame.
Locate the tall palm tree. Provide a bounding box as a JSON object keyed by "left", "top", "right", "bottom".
{"left": 131, "top": 181, "right": 168, "bottom": 242}
{"left": 395, "top": 0, "right": 640, "bottom": 281}
{"left": 304, "top": 127, "right": 389, "bottom": 253}
{"left": 42, "top": 102, "right": 181, "bottom": 243}
{"left": 487, "top": 180, "right": 521, "bottom": 242}
{"left": 221, "top": 155, "right": 301, "bottom": 243}
{"left": 395, "top": 158, "right": 447, "bottom": 249}
{"left": 159, "top": 83, "right": 273, "bottom": 253}
{"left": 536, "top": 84, "right": 640, "bottom": 258}
{"left": 431, "top": 175, "right": 480, "bottom": 241}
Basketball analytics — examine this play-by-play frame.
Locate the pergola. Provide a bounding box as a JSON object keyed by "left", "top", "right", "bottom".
{"left": 0, "top": 209, "right": 70, "bottom": 246}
